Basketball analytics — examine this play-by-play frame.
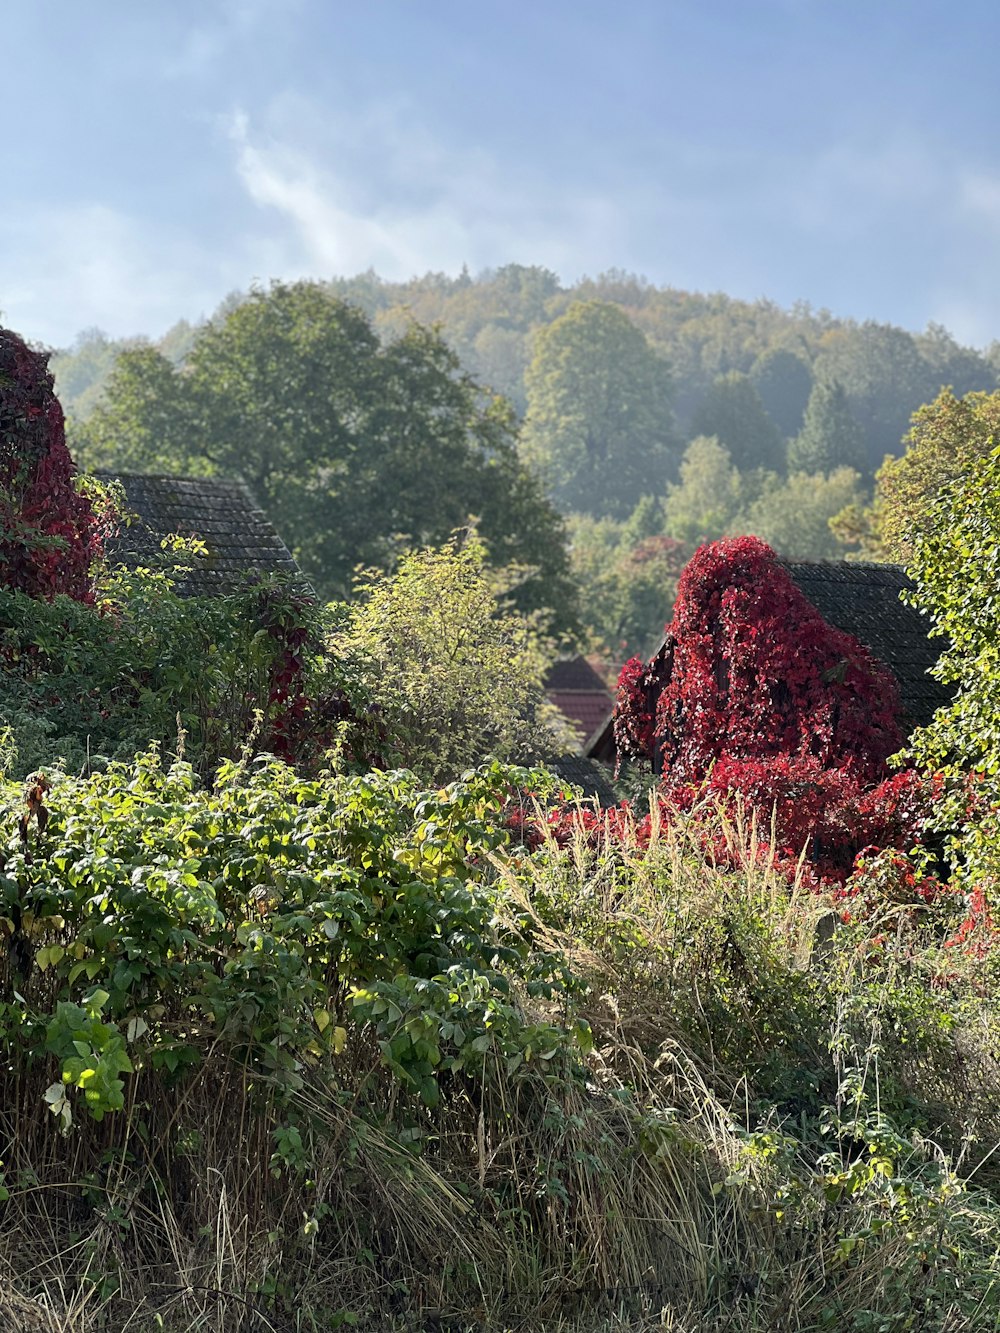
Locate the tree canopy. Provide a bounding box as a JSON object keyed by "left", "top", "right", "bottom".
{"left": 689, "top": 372, "right": 785, "bottom": 474}
{"left": 661, "top": 435, "right": 746, "bottom": 547}
{"left": 749, "top": 346, "right": 813, "bottom": 439}
{"left": 741, "top": 466, "right": 866, "bottom": 561}
{"left": 904, "top": 444, "right": 1000, "bottom": 892}
{"left": 788, "top": 378, "right": 867, "bottom": 475}
{"left": 73, "top": 282, "right": 577, "bottom": 632}
{"left": 521, "top": 300, "right": 677, "bottom": 519}
{"left": 876, "top": 388, "right": 1000, "bottom": 560}
{"left": 332, "top": 535, "right": 558, "bottom": 783}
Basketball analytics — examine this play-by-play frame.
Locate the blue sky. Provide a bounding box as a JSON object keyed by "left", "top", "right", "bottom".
{"left": 5, "top": 0, "right": 1000, "bottom": 348}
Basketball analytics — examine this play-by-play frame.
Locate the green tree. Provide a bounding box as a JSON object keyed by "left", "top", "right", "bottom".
{"left": 661, "top": 436, "right": 747, "bottom": 546}
{"left": 689, "top": 372, "right": 785, "bottom": 473}
{"left": 568, "top": 506, "right": 685, "bottom": 659}
{"left": 521, "top": 301, "right": 676, "bottom": 519}
{"left": 914, "top": 322, "right": 994, "bottom": 400}
{"left": 740, "top": 467, "right": 866, "bottom": 560}
{"left": 50, "top": 328, "right": 132, "bottom": 420}
{"left": 830, "top": 388, "right": 1000, "bottom": 562}
{"left": 876, "top": 388, "right": 1000, "bottom": 561}
{"left": 333, "top": 536, "right": 558, "bottom": 783}
{"left": 749, "top": 346, "right": 813, "bottom": 439}
{"left": 71, "top": 344, "right": 200, "bottom": 476}
{"left": 812, "top": 321, "right": 937, "bottom": 470}
{"left": 788, "top": 378, "right": 867, "bottom": 474}
{"left": 904, "top": 444, "right": 1000, "bottom": 894}
{"left": 73, "top": 282, "right": 578, "bottom": 631}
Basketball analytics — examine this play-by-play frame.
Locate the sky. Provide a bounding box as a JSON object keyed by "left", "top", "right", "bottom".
{"left": 4, "top": 0, "right": 1000, "bottom": 349}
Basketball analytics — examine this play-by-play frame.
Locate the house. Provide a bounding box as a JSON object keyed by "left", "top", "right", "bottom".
{"left": 544, "top": 655, "right": 614, "bottom": 753}
{"left": 605, "top": 556, "right": 950, "bottom": 772}
{"left": 98, "top": 473, "right": 308, "bottom": 596}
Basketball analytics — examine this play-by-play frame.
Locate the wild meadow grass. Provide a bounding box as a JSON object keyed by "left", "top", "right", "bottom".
{"left": 0, "top": 763, "right": 998, "bottom": 1331}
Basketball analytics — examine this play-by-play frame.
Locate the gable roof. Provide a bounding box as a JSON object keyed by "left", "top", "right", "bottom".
{"left": 781, "top": 560, "right": 949, "bottom": 728}
{"left": 544, "top": 655, "right": 614, "bottom": 752}
{"left": 97, "top": 473, "right": 307, "bottom": 597}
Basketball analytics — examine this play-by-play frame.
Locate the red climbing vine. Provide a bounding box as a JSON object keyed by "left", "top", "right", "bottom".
{"left": 606, "top": 537, "right": 932, "bottom": 880}
{"left": 616, "top": 536, "right": 903, "bottom": 786}
{"left": 0, "top": 328, "right": 105, "bottom": 602}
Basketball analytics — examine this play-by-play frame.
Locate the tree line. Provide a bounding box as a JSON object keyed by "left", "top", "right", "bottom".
{"left": 50, "top": 268, "right": 1000, "bottom": 662}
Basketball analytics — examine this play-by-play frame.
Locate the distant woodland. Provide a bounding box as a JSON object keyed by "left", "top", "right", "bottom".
{"left": 52, "top": 267, "right": 1000, "bottom": 660}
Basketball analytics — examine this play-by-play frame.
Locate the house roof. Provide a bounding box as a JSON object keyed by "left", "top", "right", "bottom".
{"left": 781, "top": 560, "right": 949, "bottom": 728}
{"left": 97, "top": 473, "right": 306, "bottom": 597}
{"left": 544, "top": 655, "right": 614, "bottom": 752}
{"left": 544, "top": 656, "right": 611, "bottom": 693}
{"left": 548, "top": 691, "right": 614, "bottom": 748}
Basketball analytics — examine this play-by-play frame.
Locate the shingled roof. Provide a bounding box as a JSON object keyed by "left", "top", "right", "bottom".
{"left": 544, "top": 655, "right": 614, "bottom": 752}
{"left": 545, "top": 754, "right": 620, "bottom": 806}
{"left": 98, "top": 473, "right": 306, "bottom": 597}
{"left": 781, "top": 560, "right": 949, "bottom": 729}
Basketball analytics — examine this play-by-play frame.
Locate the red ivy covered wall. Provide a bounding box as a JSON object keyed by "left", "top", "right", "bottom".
{"left": 0, "top": 328, "right": 102, "bottom": 602}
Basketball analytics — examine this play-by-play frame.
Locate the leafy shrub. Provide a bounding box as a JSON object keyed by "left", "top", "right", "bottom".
{"left": 0, "top": 564, "right": 359, "bottom": 780}
{"left": 0, "top": 754, "right": 577, "bottom": 1124}
{"left": 0, "top": 757, "right": 998, "bottom": 1329}
{"left": 331, "top": 534, "right": 563, "bottom": 784}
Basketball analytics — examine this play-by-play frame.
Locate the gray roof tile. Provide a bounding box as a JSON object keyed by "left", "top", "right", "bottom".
{"left": 781, "top": 560, "right": 950, "bottom": 728}
{"left": 96, "top": 472, "right": 309, "bottom": 597}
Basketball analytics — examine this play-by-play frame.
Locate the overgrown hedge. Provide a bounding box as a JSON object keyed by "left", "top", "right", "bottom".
{"left": 0, "top": 756, "right": 999, "bottom": 1330}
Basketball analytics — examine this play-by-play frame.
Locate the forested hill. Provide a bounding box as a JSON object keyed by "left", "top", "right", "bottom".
{"left": 50, "top": 265, "right": 999, "bottom": 467}
{"left": 47, "top": 268, "right": 1000, "bottom": 661}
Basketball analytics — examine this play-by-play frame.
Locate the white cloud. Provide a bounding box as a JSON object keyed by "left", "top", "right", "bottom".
{"left": 225, "top": 99, "right": 629, "bottom": 284}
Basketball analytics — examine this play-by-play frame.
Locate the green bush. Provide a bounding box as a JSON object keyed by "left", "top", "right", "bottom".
{"left": 1, "top": 757, "right": 999, "bottom": 1330}
{"left": 0, "top": 562, "right": 353, "bottom": 780}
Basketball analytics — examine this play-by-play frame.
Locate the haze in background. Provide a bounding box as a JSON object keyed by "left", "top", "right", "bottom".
{"left": 4, "top": 0, "right": 1000, "bottom": 349}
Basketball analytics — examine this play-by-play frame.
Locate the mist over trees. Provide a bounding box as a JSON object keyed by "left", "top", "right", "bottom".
{"left": 48, "top": 264, "right": 1000, "bottom": 661}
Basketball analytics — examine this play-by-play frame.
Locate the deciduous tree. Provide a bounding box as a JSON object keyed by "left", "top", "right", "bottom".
{"left": 741, "top": 466, "right": 866, "bottom": 560}
{"left": 333, "top": 535, "right": 557, "bottom": 783}
{"left": 690, "top": 372, "right": 785, "bottom": 474}
{"left": 661, "top": 436, "right": 746, "bottom": 546}
{"left": 522, "top": 301, "right": 677, "bottom": 519}
{"left": 74, "top": 282, "right": 578, "bottom": 631}
{"left": 749, "top": 346, "right": 813, "bottom": 439}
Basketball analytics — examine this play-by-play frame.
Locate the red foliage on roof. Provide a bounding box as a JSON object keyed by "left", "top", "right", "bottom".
{"left": 616, "top": 536, "right": 903, "bottom": 786}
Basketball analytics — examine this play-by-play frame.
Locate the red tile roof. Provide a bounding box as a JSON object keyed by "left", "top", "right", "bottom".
{"left": 547, "top": 691, "right": 613, "bottom": 749}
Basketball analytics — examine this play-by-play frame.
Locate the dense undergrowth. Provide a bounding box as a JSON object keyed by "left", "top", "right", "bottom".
{"left": 0, "top": 756, "right": 998, "bottom": 1332}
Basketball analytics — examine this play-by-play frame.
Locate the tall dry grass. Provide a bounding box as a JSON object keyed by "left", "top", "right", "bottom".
{"left": 1, "top": 795, "right": 999, "bottom": 1331}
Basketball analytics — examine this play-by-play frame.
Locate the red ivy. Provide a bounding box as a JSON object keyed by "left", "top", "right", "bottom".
{"left": 0, "top": 329, "right": 103, "bottom": 602}
{"left": 608, "top": 537, "right": 919, "bottom": 877}
{"left": 639, "top": 536, "right": 903, "bottom": 784}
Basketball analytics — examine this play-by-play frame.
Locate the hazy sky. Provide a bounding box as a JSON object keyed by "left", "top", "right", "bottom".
{"left": 5, "top": 1, "right": 1000, "bottom": 348}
